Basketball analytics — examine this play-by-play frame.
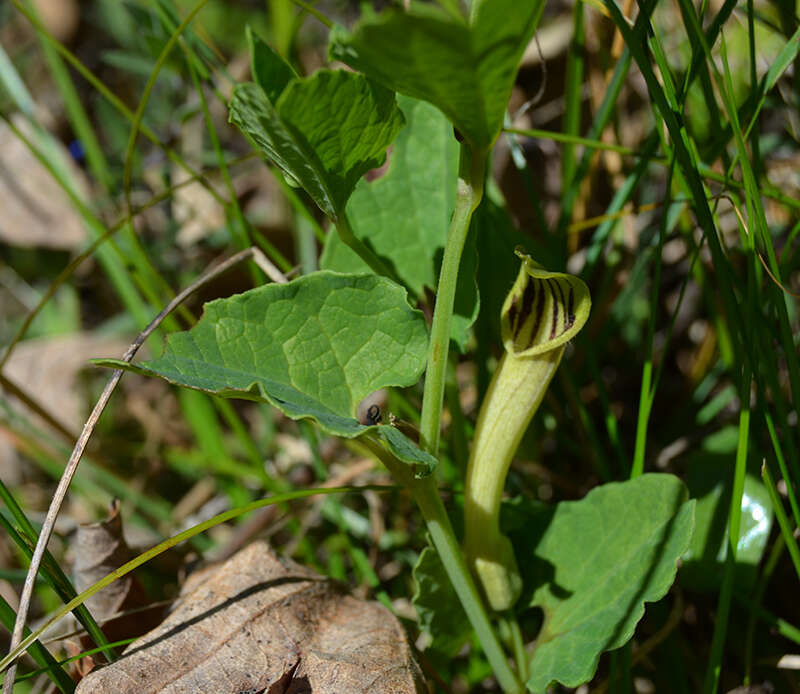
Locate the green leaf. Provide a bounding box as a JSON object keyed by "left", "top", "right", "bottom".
{"left": 229, "top": 31, "right": 405, "bottom": 219}
{"left": 680, "top": 454, "right": 773, "bottom": 592}
{"left": 94, "top": 272, "right": 433, "bottom": 472}
{"left": 248, "top": 28, "right": 295, "bottom": 104}
{"left": 412, "top": 545, "right": 471, "bottom": 658}
{"left": 329, "top": 0, "right": 545, "bottom": 150}
{"left": 503, "top": 474, "right": 694, "bottom": 693}
{"left": 320, "top": 95, "right": 477, "bottom": 349}
{"left": 320, "top": 95, "right": 458, "bottom": 297}
{"left": 374, "top": 426, "right": 437, "bottom": 475}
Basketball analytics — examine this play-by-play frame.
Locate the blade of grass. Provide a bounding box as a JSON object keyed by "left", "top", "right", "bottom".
{"left": 602, "top": 0, "right": 747, "bottom": 376}
{"left": 716, "top": 34, "right": 800, "bottom": 428}
{"left": 18, "top": 1, "right": 181, "bottom": 314}
{"left": 0, "top": 485, "right": 395, "bottom": 674}
{"left": 582, "top": 132, "right": 660, "bottom": 272}
{"left": 2, "top": 248, "right": 270, "bottom": 694}
{"left": 0, "top": 416, "right": 174, "bottom": 528}
{"left": 504, "top": 127, "right": 638, "bottom": 157}
{"left": 9, "top": 0, "right": 229, "bottom": 207}
{"left": 0, "top": 481, "right": 115, "bottom": 664}
{"left": 631, "top": 159, "right": 675, "bottom": 478}
{"left": 181, "top": 17, "right": 256, "bottom": 265}
{"left": 0, "top": 373, "right": 75, "bottom": 442}
{"left": 761, "top": 462, "right": 800, "bottom": 580}
{"left": 743, "top": 532, "right": 787, "bottom": 683}
{"left": 736, "top": 593, "right": 800, "bottom": 646}
{"left": 745, "top": 0, "right": 760, "bottom": 171}
{"left": 764, "top": 413, "right": 800, "bottom": 530}
{"left": 562, "top": 0, "right": 585, "bottom": 194}
{"left": 0, "top": 154, "right": 256, "bottom": 370}
{"left": 10, "top": 12, "right": 274, "bottom": 576}
{"left": 0, "top": 113, "right": 153, "bottom": 330}
{"left": 122, "top": 0, "right": 208, "bottom": 215}
{"left": 554, "top": 46, "right": 634, "bottom": 255}
{"left": 21, "top": 0, "right": 112, "bottom": 191}
{"left": 120, "top": 0, "right": 211, "bottom": 299}
{"left": 702, "top": 362, "right": 751, "bottom": 693}
{"left": 0, "top": 594, "right": 74, "bottom": 693}
{"left": 14, "top": 638, "right": 138, "bottom": 686}
{"left": 743, "top": 25, "right": 800, "bottom": 142}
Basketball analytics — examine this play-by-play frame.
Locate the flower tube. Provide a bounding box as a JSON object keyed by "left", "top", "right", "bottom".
{"left": 464, "top": 250, "right": 591, "bottom": 611}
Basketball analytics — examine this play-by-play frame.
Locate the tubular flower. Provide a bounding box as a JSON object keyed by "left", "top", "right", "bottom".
{"left": 464, "top": 250, "right": 591, "bottom": 611}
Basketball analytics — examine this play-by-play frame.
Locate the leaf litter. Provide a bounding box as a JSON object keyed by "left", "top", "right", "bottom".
{"left": 75, "top": 540, "right": 425, "bottom": 693}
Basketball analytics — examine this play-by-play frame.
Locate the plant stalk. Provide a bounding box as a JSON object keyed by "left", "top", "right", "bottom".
{"left": 464, "top": 348, "right": 563, "bottom": 610}
{"left": 365, "top": 440, "right": 523, "bottom": 694}
{"left": 420, "top": 143, "right": 487, "bottom": 454}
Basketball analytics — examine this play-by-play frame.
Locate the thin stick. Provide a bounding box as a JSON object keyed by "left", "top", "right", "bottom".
{"left": 249, "top": 247, "right": 288, "bottom": 284}
{"left": 2, "top": 247, "right": 270, "bottom": 693}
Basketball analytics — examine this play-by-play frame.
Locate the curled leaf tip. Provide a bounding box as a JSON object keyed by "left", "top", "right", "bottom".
{"left": 502, "top": 251, "right": 591, "bottom": 357}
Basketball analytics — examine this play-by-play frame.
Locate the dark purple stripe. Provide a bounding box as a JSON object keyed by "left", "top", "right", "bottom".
{"left": 520, "top": 280, "right": 536, "bottom": 326}
{"left": 554, "top": 280, "right": 567, "bottom": 334}
{"left": 567, "top": 287, "right": 576, "bottom": 329}
{"left": 507, "top": 295, "right": 519, "bottom": 332}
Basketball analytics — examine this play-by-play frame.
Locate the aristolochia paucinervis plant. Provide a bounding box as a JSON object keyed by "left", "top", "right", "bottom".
{"left": 464, "top": 251, "right": 591, "bottom": 611}
{"left": 87, "top": 2, "right": 695, "bottom": 692}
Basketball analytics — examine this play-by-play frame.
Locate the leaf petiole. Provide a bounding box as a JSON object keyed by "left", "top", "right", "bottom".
{"left": 335, "top": 210, "right": 402, "bottom": 286}
{"left": 419, "top": 142, "right": 487, "bottom": 454}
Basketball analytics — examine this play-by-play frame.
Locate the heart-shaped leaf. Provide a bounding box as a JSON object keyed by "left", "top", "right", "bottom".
{"left": 503, "top": 474, "right": 694, "bottom": 693}
{"left": 329, "top": 0, "right": 545, "bottom": 150}
{"left": 229, "top": 29, "right": 405, "bottom": 220}
{"left": 320, "top": 95, "right": 477, "bottom": 350}
{"left": 321, "top": 95, "right": 458, "bottom": 297}
{"left": 95, "top": 272, "right": 435, "bottom": 474}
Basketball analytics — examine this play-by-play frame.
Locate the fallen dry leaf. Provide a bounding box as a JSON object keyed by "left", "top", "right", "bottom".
{"left": 69, "top": 500, "right": 163, "bottom": 677}
{"left": 75, "top": 541, "right": 426, "bottom": 693}
{"left": 73, "top": 500, "right": 136, "bottom": 621}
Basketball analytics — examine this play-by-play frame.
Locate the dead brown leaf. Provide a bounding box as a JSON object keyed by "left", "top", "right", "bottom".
{"left": 69, "top": 500, "right": 163, "bottom": 677}
{"left": 75, "top": 540, "right": 426, "bottom": 693}
{"left": 73, "top": 500, "right": 135, "bottom": 621}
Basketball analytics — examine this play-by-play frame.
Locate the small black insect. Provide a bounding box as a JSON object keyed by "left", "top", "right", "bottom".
{"left": 365, "top": 404, "right": 382, "bottom": 426}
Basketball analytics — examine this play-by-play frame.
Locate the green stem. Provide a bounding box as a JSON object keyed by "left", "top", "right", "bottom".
{"left": 702, "top": 362, "right": 751, "bottom": 694}
{"left": 504, "top": 611, "right": 529, "bottom": 683}
{"left": 762, "top": 462, "right": 800, "bottom": 580}
{"left": 367, "top": 441, "right": 523, "bottom": 693}
{"left": 420, "top": 144, "right": 486, "bottom": 454}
